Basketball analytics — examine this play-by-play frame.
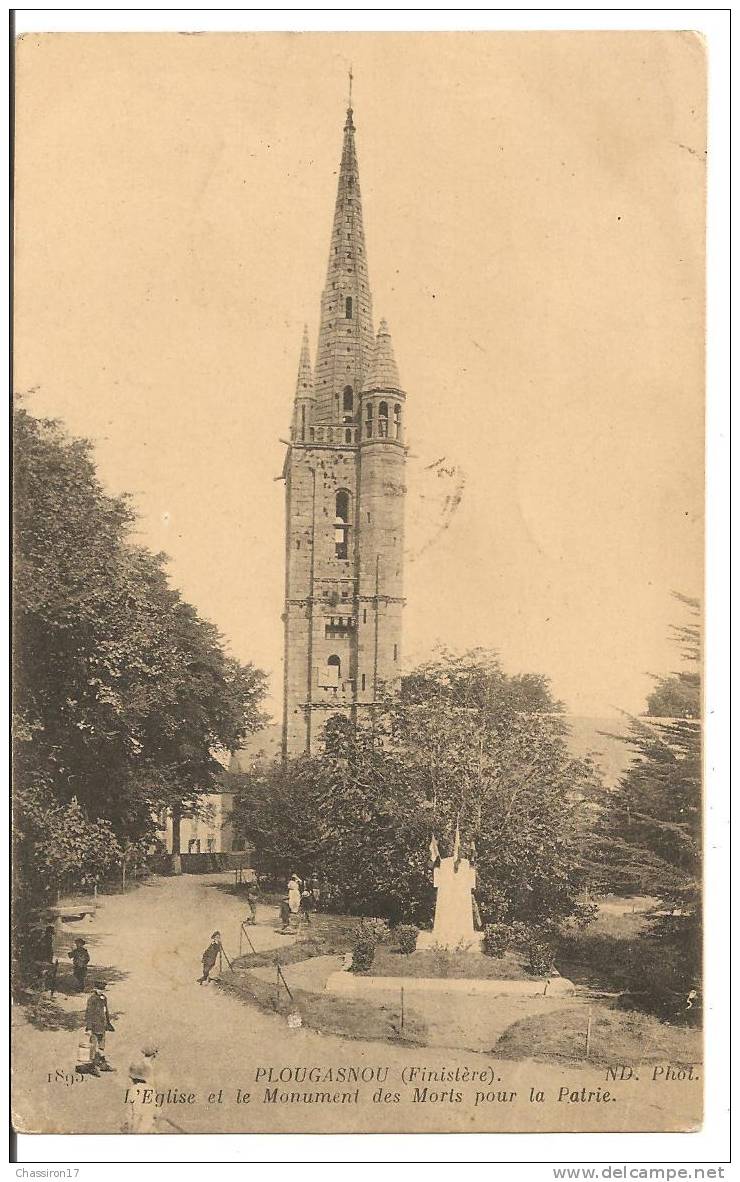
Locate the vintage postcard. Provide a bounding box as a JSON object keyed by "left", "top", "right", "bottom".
{"left": 12, "top": 30, "right": 706, "bottom": 1138}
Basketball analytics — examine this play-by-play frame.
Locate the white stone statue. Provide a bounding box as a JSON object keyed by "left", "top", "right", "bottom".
{"left": 417, "top": 852, "right": 483, "bottom": 953}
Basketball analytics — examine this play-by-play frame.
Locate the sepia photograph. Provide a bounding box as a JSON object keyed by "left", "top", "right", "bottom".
{"left": 11, "top": 26, "right": 708, "bottom": 1142}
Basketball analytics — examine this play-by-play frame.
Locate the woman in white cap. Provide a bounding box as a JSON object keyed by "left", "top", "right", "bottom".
{"left": 287, "top": 875, "right": 302, "bottom": 916}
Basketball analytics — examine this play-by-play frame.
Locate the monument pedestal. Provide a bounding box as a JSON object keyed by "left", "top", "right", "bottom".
{"left": 325, "top": 971, "right": 575, "bottom": 998}
{"left": 416, "top": 929, "right": 484, "bottom": 953}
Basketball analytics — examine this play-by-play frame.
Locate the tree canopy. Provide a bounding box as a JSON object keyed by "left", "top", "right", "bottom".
{"left": 232, "top": 647, "right": 600, "bottom": 929}
{"left": 13, "top": 407, "right": 267, "bottom": 915}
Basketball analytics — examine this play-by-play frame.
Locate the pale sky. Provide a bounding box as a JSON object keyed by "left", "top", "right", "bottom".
{"left": 14, "top": 31, "right": 705, "bottom": 720}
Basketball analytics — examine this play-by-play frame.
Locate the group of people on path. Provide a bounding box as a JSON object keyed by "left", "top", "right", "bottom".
{"left": 196, "top": 872, "right": 320, "bottom": 986}
{"left": 279, "top": 872, "right": 318, "bottom": 933}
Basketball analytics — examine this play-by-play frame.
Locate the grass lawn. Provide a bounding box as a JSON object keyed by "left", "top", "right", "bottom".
{"left": 496, "top": 1002, "right": 702, "bottom": 1068}
{"left": 223, "top": 904, "right": 701, "bottom": 1065}
{"left": 368, "top": 946, "right": 535, "bottom": 980}
{"left": 234, "top": 912, "right": 360, "bottom": 971}
{"left": 219, "top": 965, "right": 427, "bottom": 1046}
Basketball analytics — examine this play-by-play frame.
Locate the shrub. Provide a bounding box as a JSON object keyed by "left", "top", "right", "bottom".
{"left": 482, "top": 923, "right": 511, "bottom": 958}
{"left": 349, "top": 917, "right": 391, "bottom": 974}
{"left": 350, "top": 938, "right": 376, "bottom": 974}
{"left": 397, "top": 924, "right": 419, "bottom": 955}
{"left": 352, "top": 918, "right": 391, "bottom": 946}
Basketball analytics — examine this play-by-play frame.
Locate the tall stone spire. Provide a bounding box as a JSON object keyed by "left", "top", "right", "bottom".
{"left": 311, "top": 96, "right": 375, "bottom": 424}
{"left": 291, "top": 324, "right": 313, "bottom": 442}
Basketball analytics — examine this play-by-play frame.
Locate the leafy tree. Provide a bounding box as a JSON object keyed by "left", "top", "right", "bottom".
{"left": 386, "top": 648, "right": 600, "bottom": 929}
{"left": 233, "top": 648, "right": 600, "bottom": 930}
{"left": 13, "top": 408, "right": 268, "bottom": 921}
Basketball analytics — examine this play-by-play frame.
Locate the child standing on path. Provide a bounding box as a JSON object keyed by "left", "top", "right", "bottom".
{"left": 84, "top": 980, "right": 115, "bottom": 1073}
{"left": 279, "top": 898, "right": 293, "bottom": 933}
{"left": 198, "top": 932, "right": 221, "bottom": 984}
{"left": 245, "top": 878, "right": 260, "bottom": 925}
{"left": 69, "top": 938, "right": 90, "bottom": 991}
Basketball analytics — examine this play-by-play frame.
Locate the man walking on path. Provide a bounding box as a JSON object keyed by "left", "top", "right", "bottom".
{"left": 198, "top": 931, "right": 221, "bottom": 984}
{"left": 84, "top": 980, "right": 115, "bottom": 1073}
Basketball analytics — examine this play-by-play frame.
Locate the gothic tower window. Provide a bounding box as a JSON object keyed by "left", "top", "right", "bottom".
{"left": 365, "top": 402, "right": 373, "bottom": 438}
{"left": 342, "top": 386, "right": 354, "bottom": 422}
{"left": 300, "top": 405, "right": 306, "bottom": 441}
{"left": 345, "top": 296, "right": 353, "bottom": 319}
{"left": 327, "top": 654, "right": 341, "bottom": 684}
{"left": 379, "top": 401, "right": 389, "bottom": 438}
{"left": 394, "top": 404, "right": 401, "bottom": 439}
{"left": 334, "top": 489, "right": 350, "bottom": 559}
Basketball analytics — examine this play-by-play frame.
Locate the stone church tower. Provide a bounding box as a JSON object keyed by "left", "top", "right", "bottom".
{"left": 281, "top": 99, "right": 407, "bottom": 758}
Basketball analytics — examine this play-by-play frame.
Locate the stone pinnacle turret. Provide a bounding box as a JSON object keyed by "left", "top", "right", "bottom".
{"left": 291, "top": 324, "right": 314, "bottom": 442}
{"left": 363, "top": 319, "right": 402, "bottom": 394}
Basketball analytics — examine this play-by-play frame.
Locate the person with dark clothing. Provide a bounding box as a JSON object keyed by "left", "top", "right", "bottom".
{"left": 83, "top": 980, "right": 115, "bottom": 1074}
{"left": 245, "top": 879, "right": 260, "bottom": 925}
{"left": 69, "top": 938, "right": 90, "bottom": 991}
{"left": 279, "top": 898, "right": 292, "bottom": 933}
{"left": 299, "top": 885, "right": 315, "bottom": 925}
{"left": 198, "top": 931, "right": 221, "bottom": 984}
{"left": 308, "top": 875, "right": 321, "bottom": 912}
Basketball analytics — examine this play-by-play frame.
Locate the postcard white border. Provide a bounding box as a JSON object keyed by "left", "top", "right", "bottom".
{"left": 6, "top": 5, "right": 730, "bottom": 1170}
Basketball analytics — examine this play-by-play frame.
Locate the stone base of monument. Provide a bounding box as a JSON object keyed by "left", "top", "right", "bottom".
{"left": 416, "top": 930, "right": 484, "bottom": 953}
{"left": 325, "top": 969, "right": 576, "bottom": 999}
